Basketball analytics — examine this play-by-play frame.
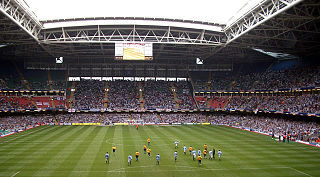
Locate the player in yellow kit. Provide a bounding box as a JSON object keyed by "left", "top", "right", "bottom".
{"left": 198, "top": 155, "right": 202, "bottom": 166}
{"left": 203, "top": 149, "right": 207, "bottom": 159}
{"left": 143, "top": 145, "right": 147, "bottom": 154}
{"left": 135, "top": 151, "right": 140, "bottom": 161}
{"left": 204, "top": 144, "right": 208, "bottom": 150}
{"left": 189, "top": 146, "right": 193, "bottom": 155}
{"left": 112, "top": 146, "right": 116, "bottom": 155}
{"left": 147, "top": 148, "right": 151, "bottom": 156}
{"left": 147, "top": 138, "right": 151, "bottom": 146}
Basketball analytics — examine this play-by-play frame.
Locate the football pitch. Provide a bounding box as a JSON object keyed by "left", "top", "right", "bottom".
{"left": 0, "top": 125, "right": 320, "bottom": 177}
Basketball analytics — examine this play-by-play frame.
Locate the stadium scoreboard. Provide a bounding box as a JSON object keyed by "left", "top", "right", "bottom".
{"left": 115, "top": 42, "right": 153, "bottom": 60}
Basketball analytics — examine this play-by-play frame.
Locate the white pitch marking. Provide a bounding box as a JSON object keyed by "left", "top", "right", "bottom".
{"left": 289, "top": 167, "right": 313, "bottom": 177}
{"left": 11, "top": 171, "right": 20, "bottom": 177}
{"left": 68, "top": 166, "right": 292, "bottom": 173}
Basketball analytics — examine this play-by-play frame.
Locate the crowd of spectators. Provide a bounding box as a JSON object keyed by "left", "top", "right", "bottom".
{"left": 55, "top": 114, "right": 71, "bottom": 123}
{"left": 107, "top": 81, "right": 140, "bottom": 109}
{"left": 160, "top": 113, "right": 206, "bottom": 123}
{"left": 73, "top": 80, "right": 105, "bottom": 110}
{"left": 254, "top": 66, "right": 320, "bottom": 90}
{"left": 143, "top": 81, "right": 176, "bottom": 109}
{"left": 194, "top": 65, "right": 320, "bottom": 91}
{"left": 70, "top": 113, "right": 101, "bottom": 123}
{"left": 0, "top": 115, "right": 53, "bottom": 133}
{"left": 226, "top": 94, "right": 320, "bottom": 114}
{"left": 102, "top": 113, "right": 129, "bottom": 124}
{"left": 174, "top": 81, "right": 195, "bottom": 109}
{"left": 209, "top": 115, "right": 320, "bottom": 143}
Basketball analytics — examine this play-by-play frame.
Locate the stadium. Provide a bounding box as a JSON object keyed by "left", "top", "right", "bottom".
{"left": 0, "top": 0, "right": 320, "bottom": 176}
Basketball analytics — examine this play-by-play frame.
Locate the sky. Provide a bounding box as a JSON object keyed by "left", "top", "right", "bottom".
{"left": 23, "top": 0, "right": 261, "bottom": 24}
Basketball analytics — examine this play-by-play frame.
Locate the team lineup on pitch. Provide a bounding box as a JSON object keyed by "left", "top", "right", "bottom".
{"left": 105, "top": 137, "right": 223, "bottom": 167}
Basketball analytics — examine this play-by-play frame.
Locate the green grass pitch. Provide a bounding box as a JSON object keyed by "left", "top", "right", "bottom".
{"left": 0, "top": 125, "right": 320, "bottom": 177}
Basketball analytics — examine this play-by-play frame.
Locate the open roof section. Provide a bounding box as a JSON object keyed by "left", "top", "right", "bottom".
{"left": 23, "top": 0, "right": 251, "bottom": 24}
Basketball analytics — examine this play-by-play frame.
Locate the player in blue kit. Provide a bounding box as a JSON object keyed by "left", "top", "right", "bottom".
{"left": 105, "top": 152, "right": 110, "bottom": 164}
{"left": 128, "top": 154, "right": 132, "bottom": 166}
{"left": 174, "top": 141, "right": 179, "bottom": 149}
{"left": 183, "top": 145, "right": 187, "bottom": 155}
{"left": 218, "top": 150, "right": 222, "bottom": 161}
{"left": 198, "top": 149, "right": 201, "bottom": 156}
{"left": 192, "top": 150, "right": 196, "bottom": 161}
{"left": 174, "top": 151, "right": 178, "bottom": 162}
{"left": 156, "top": 154, "right": 160, "bottom": 165}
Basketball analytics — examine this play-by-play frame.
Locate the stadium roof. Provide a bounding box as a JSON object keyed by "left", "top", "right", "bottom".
{"left": 0, "top": 0, "right": 319, "bottom": 67}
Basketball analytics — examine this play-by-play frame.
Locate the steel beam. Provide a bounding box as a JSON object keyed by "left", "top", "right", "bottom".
{"left": 224, "top": 0, "right": 304, "bottom": 45}
{"left": 41, "top": 25, "right": 224, "bottom": 46}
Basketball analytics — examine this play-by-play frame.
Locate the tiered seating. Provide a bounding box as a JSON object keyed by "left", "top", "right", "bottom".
{"left": 32, "top": 97, "right": 51, "bottom": 108}
{"left": 226, "top": 94, "right": 320, "bottom": 114}
{"left": 143, "top": 81, "right": 176, "bottom": 109}
{"left": 0, "top": 96, "right": 35, "bottom": 110}
{"left": 73, "top": 80, "right": 105, "bottom": 110}
{"left": 174, "top": 81, "right": 195, "bottom": 109}
{"left": 209, "top": 97, "right": 227, "bottom": 109}
{"left": 195, "top": 96, "right": 207, "bottom": 108}
{"left": 107, "top": 81, "right": 140, "bottom": 109}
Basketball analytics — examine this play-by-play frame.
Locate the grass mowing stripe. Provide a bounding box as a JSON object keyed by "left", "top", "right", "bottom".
{"left": 121, "top": 125, "right": 133, "bottom": 177}
{"left": 107, "top": 126, "right": 126, "bottom": 177}
{"left": 88, "top": 126, "right": 115, "bottom": 175}
{"left": 128, "top": 125, "right": 149, "bottom": 177}
{"left": 56, "top": 126, "right": 100, "bottom": 176}
{"left": 31, "top": 126, "right": 92, "bottom": 176}
{"left": 68, "top": 126, "right": 107, "bottom": 177}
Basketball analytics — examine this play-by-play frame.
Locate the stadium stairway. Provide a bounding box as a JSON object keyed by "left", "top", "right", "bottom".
{"left": 138, "top": 82, "right": 144, "bottom": 109}
{"left": 53, "top": 115, "right": 58, "bottom": 125}
{"left": 206, "top": 97, "right": 210, "bottom": 109}
{"left": 67, "top": 82, "right": 76, "bottom": 109}
{"left": 13, "top": 62, "right": 31, "bottom": 90}
{"left": 157, "top": 113, "right": 162, "bottom": 122}
{"left": 207, "top": 71, "right": 212, "bottom": 90}
{"left": 100, "top": 114, "right": 103, "bottom": 123}
{"left": 68, "top": 115, "right": 72, "bottom": 123}
{"left": 205, "top": 72, "right": 212, "bottom": 108}
{"left": 228, "top": 64, "right": 243, "bottom": 90}
{"left": 170, "top": 82, "right": 180, "bottom": 109}
{"left": 50, "top": 97, "right": 56, "bottom": 109}
{"left": 104, "top": 82, "right": 109, "bottom": 108}
{"left": 47, "top": 71, "right": 53, "bottom": 90}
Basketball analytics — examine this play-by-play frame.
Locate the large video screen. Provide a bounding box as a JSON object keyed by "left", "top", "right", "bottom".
{"left": 115, "top": 43, "right": 153, "bottom": 60}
